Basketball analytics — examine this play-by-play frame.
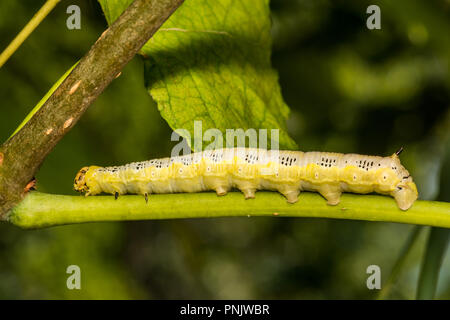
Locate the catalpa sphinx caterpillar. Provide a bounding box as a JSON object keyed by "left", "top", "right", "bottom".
{"left": 74, "top": 148, "right": 418, "bottom": 210}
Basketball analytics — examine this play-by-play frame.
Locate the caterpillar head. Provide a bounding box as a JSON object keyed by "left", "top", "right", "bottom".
{"left": 74, "top": 166, "right": 101, "bottom": 195}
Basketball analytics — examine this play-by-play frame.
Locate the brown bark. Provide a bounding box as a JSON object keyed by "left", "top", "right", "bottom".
{"left": 0, "top": 0, "right": 185, "bottom": 220}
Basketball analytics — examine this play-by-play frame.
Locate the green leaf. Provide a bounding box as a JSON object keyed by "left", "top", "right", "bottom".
{"left": 99, "top": 0, "right": 297, "bottom": 150}
{"left": 98, "top": 0, "right": 134, "bottom": 25}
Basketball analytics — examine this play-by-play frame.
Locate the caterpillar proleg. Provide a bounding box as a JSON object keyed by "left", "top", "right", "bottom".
{"left": 74, "top": 148, "right": 418, "bottom": 210}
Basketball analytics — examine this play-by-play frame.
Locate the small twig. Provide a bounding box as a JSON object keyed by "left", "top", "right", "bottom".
{"left": 0, "top": 0, "right": 61, "bottom": 68}
{"left": 0, "top": 0, "right": 185, "bottom": 220}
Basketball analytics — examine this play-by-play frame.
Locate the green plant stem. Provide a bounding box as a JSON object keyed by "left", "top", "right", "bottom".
{"left": 0, "top": 0, "right": 60, "bottom": 68}
{"left": 416, "top": 227, "right": 449, "bottom": 299}
{"left": 377, "top": 226, "right": 423, "bottom": 299}
{"left": 7, "top": 192, "right": 450, "bottom": 229}
{"left": 9, "top": 63, "right": 78, "bottom": 139}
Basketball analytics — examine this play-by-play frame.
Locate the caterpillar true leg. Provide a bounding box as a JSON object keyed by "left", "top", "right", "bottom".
{"left": 114, "top": 192, "right": 119, "bottom": 200}
{"left": 144, "top": 193, "right": 149, "bottom": 204}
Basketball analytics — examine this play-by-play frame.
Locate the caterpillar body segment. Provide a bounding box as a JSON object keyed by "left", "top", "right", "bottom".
{"left": 74, "top": 148, "right": 418, "bottom": 210}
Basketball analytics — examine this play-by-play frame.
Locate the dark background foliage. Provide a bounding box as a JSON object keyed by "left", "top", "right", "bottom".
{"left": 0, "top": 0, "right": 448, "bottom": 299}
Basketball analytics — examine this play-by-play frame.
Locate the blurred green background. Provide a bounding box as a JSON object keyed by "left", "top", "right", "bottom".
{"left": 0, "top": 0, "right": 449, "bottom": 299}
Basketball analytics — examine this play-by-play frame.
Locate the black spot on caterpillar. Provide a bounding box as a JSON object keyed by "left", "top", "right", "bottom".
{"left": 74, "top": 148, "right": 418, "bottom": 210}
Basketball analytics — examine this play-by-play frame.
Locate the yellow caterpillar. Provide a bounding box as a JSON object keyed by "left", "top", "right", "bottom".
{"left": 74, "top": 148, "right": 418, "bottom": 210}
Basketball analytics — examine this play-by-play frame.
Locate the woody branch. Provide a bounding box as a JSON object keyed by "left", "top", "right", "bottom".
{"left": 0, "top": 0, "right": 185, "bottom": 220}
